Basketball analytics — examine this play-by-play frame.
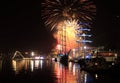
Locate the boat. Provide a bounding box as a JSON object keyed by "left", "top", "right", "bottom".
{"left": 80, "top": 57, "right": 113, "bottom": 73}
{"left": 60, "top": 54, "right": 68, "bottom": 66}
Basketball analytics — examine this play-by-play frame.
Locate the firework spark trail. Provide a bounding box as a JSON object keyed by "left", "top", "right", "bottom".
{"left": 41, "top": 0, "right": 96, "bottom": 30}
{"left": 41, "top": 0, "right": 96, "bottom": 52}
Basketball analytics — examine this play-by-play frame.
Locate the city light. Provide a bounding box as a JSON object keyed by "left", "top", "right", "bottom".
{"left": 31, "top": 52, "right": 35, "bottom": 57}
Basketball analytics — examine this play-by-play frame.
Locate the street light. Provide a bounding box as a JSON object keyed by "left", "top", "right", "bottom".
{"left": 31, "top": 52, "right": 35, "bottom": 57}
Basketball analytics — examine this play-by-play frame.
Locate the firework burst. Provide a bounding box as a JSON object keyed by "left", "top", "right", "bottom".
{"left": 53, "top": 19, "right": 79, "bottom": 51}
{"left": 41, "top": 0, "right": 96, "bottom": 30}
{"left": 41, "top": 0, "right": 96, "bottom": 53}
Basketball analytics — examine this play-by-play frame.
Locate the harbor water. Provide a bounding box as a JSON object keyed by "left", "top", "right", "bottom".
{"left": 0, "top": 59, "right": 120, "bottom": 83}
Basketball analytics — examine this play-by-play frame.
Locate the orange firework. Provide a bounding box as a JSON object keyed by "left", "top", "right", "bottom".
{"left": 54, "top": 20, "right": 80, "bottom": 52}
{"left": 42, "top": 0, "right": 96, "bottom": 53}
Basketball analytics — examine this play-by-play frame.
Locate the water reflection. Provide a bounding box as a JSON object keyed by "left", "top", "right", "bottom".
{"left": 53, "top": 61, "right": 94, "bottom": 83}
{"left": 12, "top": 60, "right": 25, "bottom": 74}
{"left": 1, "top": 59, "right": 119, "bottom": 83}
{"left": 12, "top": 59, "right": 44, "bottom": 74}
{"left": 0, "top": 59, "right": 94, "bottom": 83}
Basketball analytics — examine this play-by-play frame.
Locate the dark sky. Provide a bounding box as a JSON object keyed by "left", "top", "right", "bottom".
{"left": 92, "top": 0, "right": 120, "bottom": 50}
{"left": 0, "top": 0, "right": 120, "bottom": 52}
{"left": 0, "top": 0, "right": 57, "bottom": 53}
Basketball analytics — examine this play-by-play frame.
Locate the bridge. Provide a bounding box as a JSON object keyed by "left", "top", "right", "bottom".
{"left": 12, "top": 51, "right": 25, "bottom": 60}
{"left": 12, "top": 51, "right": 49, "bottom": 60}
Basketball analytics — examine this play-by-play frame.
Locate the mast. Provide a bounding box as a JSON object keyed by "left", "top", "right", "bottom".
{"left": 76, "top": 22, "right": 92, "bottom": 59}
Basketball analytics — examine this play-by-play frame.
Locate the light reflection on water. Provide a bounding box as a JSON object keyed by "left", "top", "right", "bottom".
{"left": 1, "top": 59, "right": 93, "bottom": 83}
{"left": 53, "top": 62, "right": 84, "bottom": 83}
{"left": 1, "top": 59, "right": 119, "bottom": 83}
{"left": 12, "top": 59, "right": 44, "bottom": 74}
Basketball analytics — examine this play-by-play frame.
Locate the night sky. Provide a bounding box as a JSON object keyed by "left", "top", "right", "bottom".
{"left": 92, "top": 0, "right": 120, "bottom": 50}
{"left": 0, "top": 0, "right": 120, "bottom": 53}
